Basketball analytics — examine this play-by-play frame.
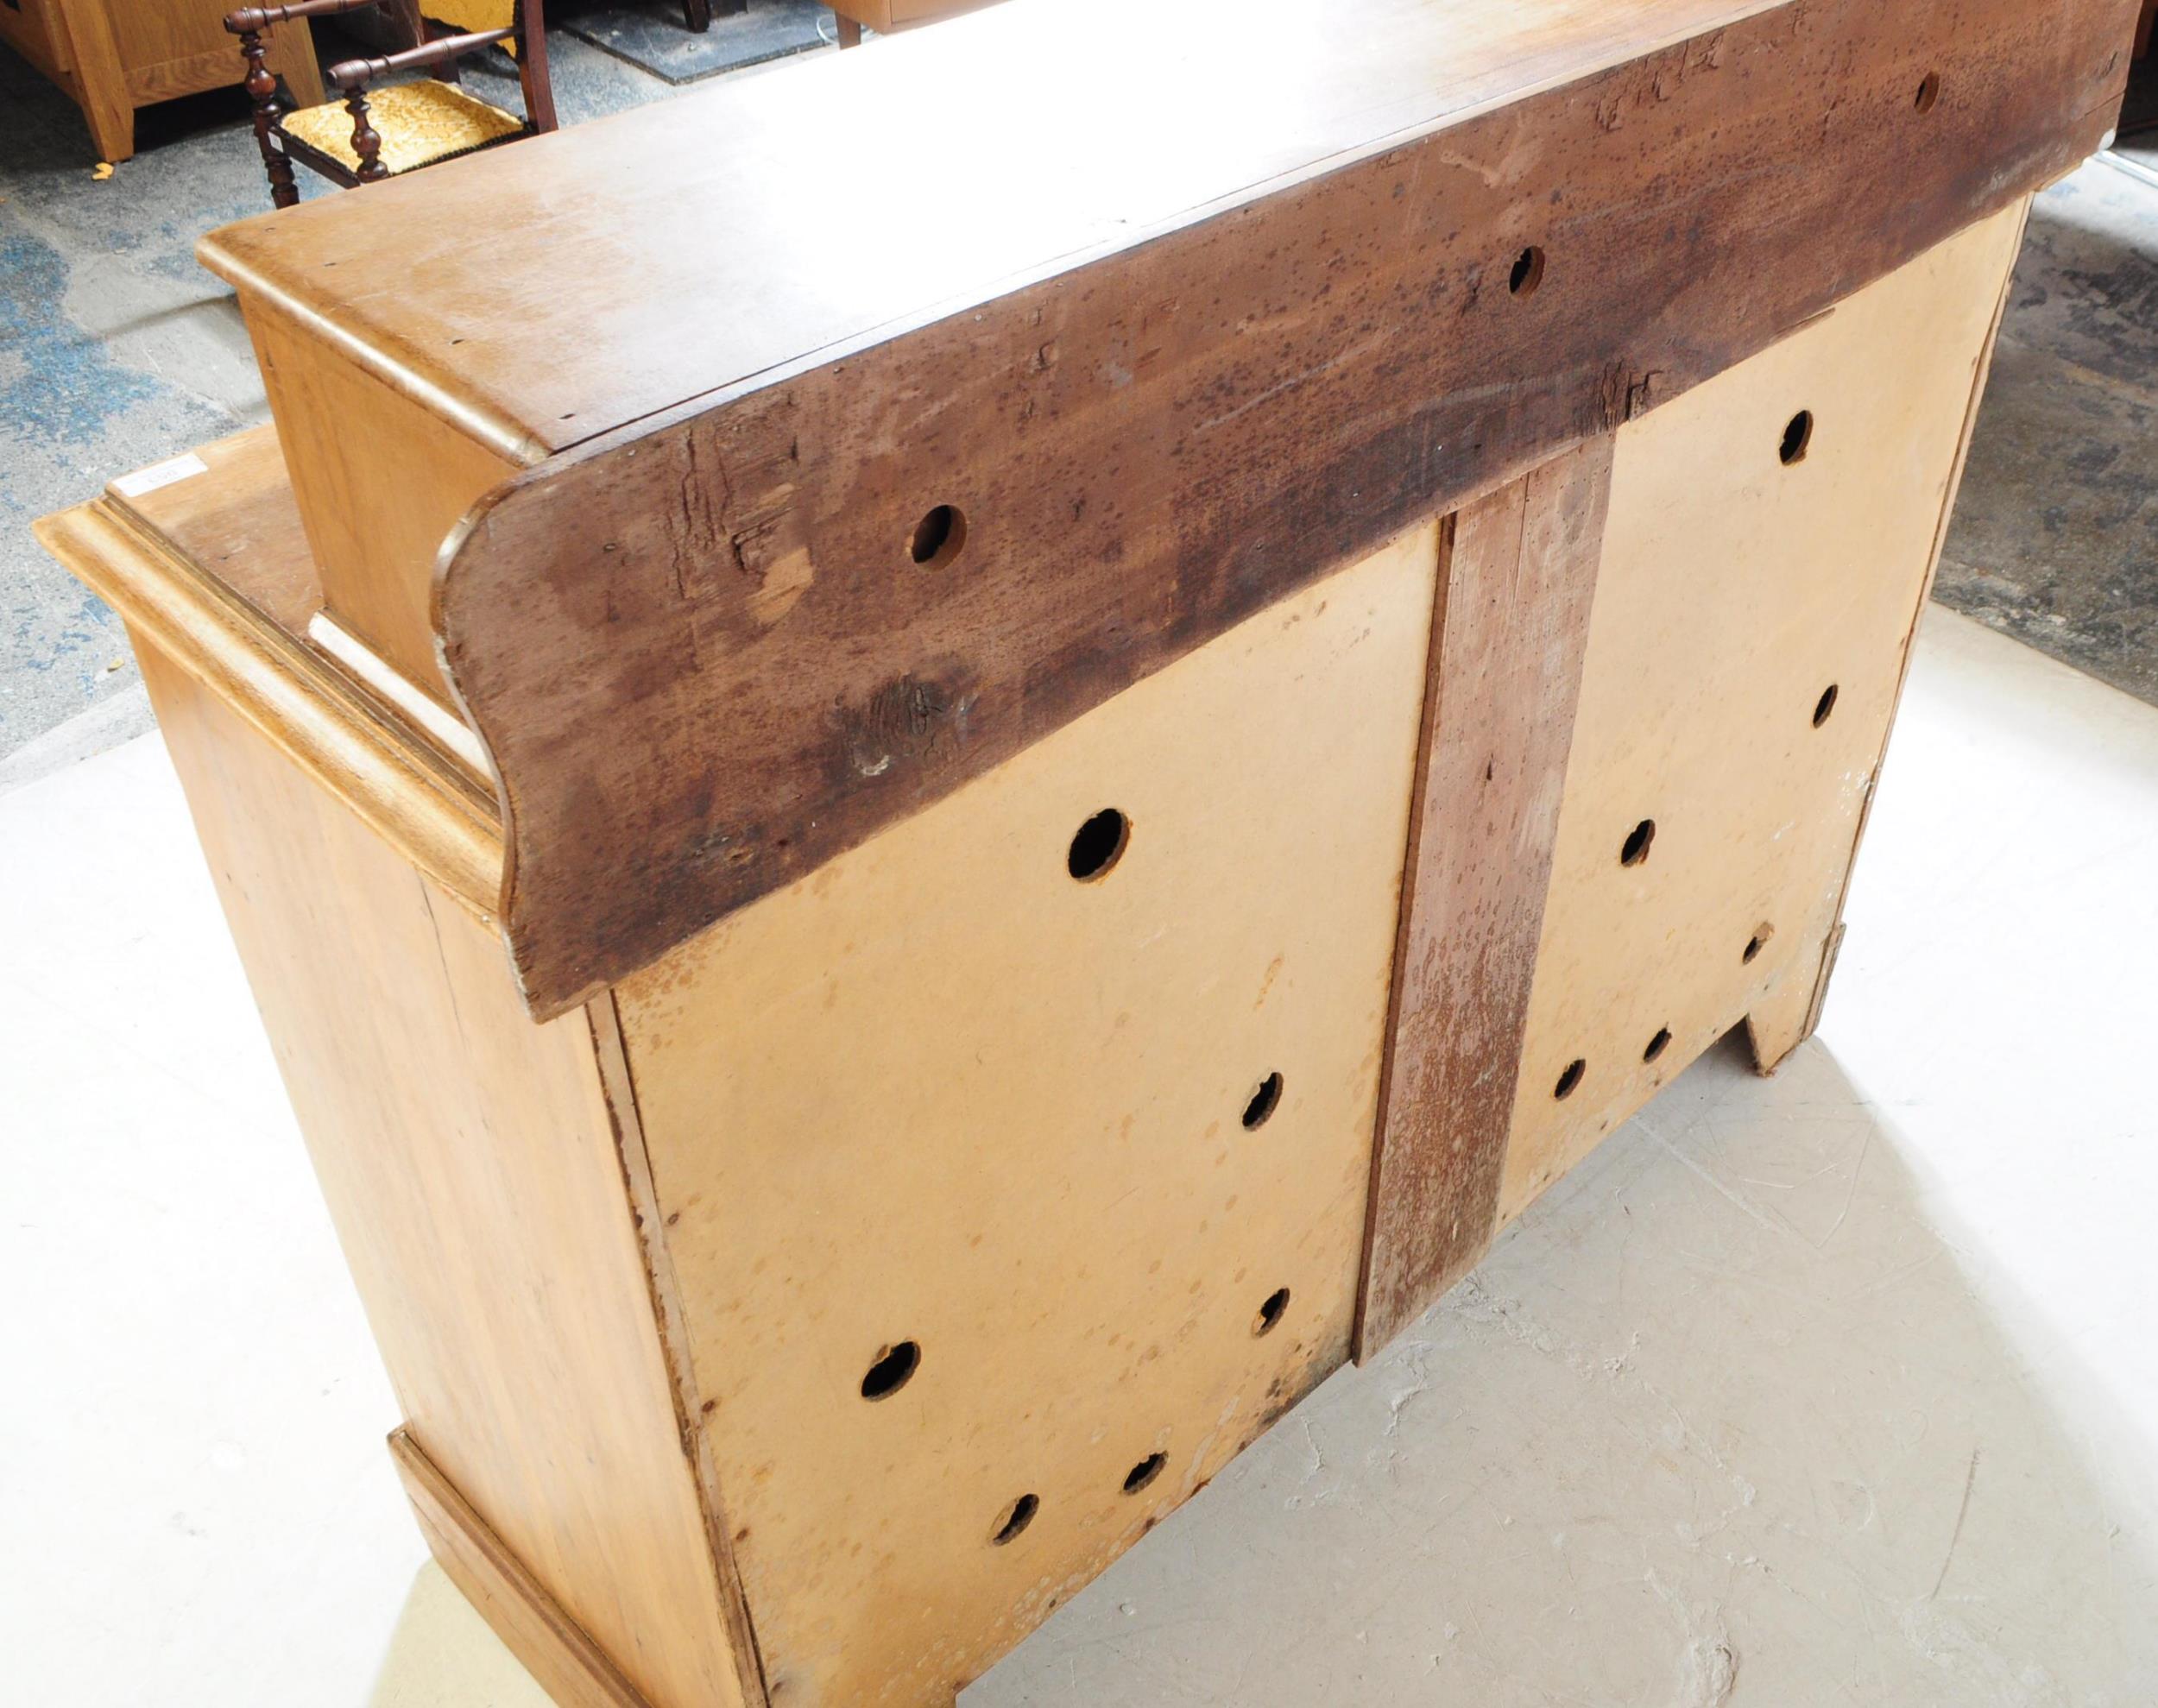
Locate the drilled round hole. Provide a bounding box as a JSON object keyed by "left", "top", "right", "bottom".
{"left": 1620, "top": 818, "right": 1656, "bottom": 867}
{"left": 1743, "top": 923, "right": 1774, "bottom": 964}
{"left": 859, "top": 1339, "right": 920, "bottom": 1401}
{"left": 1067, "top": 808, "right": 1130, "bottom": 881}
{"left": 1253, "top": 1287, "right": 1290, "bottom": 1336}
{"left": 989, "top": 1493, "right": 1038, "bottom": 1546}
{"left": 1122, "top": 1452, "right": 1167, "bottom": 1496}
{"left": 1813, "top": 684, "right": 1839, "bottom": 728}
{"left": 1554, "top": 1058, "right": 1586, "bottom": 1100}
{"left": 1241, "top": 1071, "right": 1284, "bottom": 1131}
{"left": 1915, "top": 71, "right": 1940, "bottom": 114}
{"left": 1644, "top": 1027, "right": 1673, "bottom": 1064}
{"left": 1508, "top": 245, "right": 1546, "bottom": 297}
{"left": 909, "top": 503, "right": 966, "bottom": 569}
{"left": 1779, "top": 410, "right": 1814, "bottom": 466}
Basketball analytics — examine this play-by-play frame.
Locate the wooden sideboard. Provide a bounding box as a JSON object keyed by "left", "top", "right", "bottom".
{"left": 827, "top": 0, "right": 998, "bottom": 47}
{"left": 37, "top": 0, "right": 2138, "bottom": 1701}
{"left": 1, "top": 0, "right": 321, "bottom": 162}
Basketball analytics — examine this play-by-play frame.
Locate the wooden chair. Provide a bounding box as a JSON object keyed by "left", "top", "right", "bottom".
{"left": 224, "top": 0, "right": 554, "bottom": 210}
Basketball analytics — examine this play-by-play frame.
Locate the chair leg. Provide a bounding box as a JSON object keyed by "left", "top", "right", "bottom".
{"left": 683, "top": 0, "right": 711, "bottom": 30}
{"left": 235, "top": 26, "right": 299, "bottom": 209}
{"left": 345, "top": 85, "right": 389, "bottom": 185}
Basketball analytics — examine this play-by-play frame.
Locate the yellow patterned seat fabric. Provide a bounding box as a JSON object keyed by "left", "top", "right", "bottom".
{"left": 281, "top": 80, "right": 521, "bottom": 176}
{"left": 425, "top": 0, "right": 518, "bottom": 56}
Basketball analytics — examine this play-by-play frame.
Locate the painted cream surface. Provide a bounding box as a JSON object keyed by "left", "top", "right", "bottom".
{"left": 617, "top": 524, "right": 1442, "bottom": 1705}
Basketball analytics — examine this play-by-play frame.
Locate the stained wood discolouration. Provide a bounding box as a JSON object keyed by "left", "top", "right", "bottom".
{"left": 440, "top": 0, "right": 2131, "bottom": 1015}
{"left": 1353, "top": 441, "right": 1612, "bottom": 1361}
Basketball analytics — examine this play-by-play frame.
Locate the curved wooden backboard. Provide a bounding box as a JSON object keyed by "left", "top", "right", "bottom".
{"left": 437, "top": 0, "right": 2131, "bottom": 1016}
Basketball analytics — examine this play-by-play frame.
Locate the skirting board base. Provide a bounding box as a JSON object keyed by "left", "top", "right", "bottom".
{"left": 388, "top": 1429, "right": 653, "bottom": 1708}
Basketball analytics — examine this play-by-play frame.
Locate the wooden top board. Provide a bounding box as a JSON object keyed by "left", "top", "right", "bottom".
{"left": 195, "top": 0, "right": 1795, "bottom": 461}
{"left": 34, "top": 432, "right": 503, "bottom": 920}
{"left": 99, "top": 429, "right": 324, "bottom": 644}
{"left": 185, "top": 0, "right": 2136, "bottom": 1017}
{"left": 429, "top": 0, "right": 2130, "bottom": 1018}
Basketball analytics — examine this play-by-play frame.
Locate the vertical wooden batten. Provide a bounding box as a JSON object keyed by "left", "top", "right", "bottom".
{"left": 1354, "top": 439, "right": 1612, "bottom": 1360}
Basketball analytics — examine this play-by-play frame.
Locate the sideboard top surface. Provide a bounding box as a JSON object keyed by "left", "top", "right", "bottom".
{"left": 194, "top": 0, "right": 1781, "bottom": 461}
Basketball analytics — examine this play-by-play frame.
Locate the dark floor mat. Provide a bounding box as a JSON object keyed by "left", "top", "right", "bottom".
{"left": 559, "top": 0, "right": 839, "bottom": 84}
{"left": 1936, "top": 159, "right": 2158, "bottom": 709}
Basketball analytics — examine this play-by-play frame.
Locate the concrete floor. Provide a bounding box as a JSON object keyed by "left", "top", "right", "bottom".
{"left": 5, "top": 608, "right": 2155, "bottom": 1704}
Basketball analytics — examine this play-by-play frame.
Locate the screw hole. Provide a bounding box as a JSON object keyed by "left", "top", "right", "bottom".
{"left": 909, "top": 503, "right": 966, "bottom": 569}
{"left": 1241, "top": 1071, "right": 1284, "bottom": 1131}
{"left": 1253, "top": 1287, "right": 1290, "bottom": 1336}
{"left": 1067, "top": 808, "right": 1130, "bottom": 881}
{"left": 1813, "top": 684, "right": 1839, "bottom": 728}
{"left": 1743, "top": 924, "right": 1774, "bottom": 964}
{"left": 1915, "top": 72, "right": 1940, "bottom": 114}
{"left": 989, "top": 1493, "right": 1038, "bottom": 1546}
{"left": 1779, "top": 410, "right": 1814, "bottom": 466}
{"left": 1620, "top": 818, "right": 1656, "bottom": 867}
{"left": 1644, "top": 1027, "right": 1673, "bottom": 1064}
{"left": 1122, "top": 1452, "right": 1167, "bottom": 1496}
{"left": 1554, "top": 1058, "right": 1586, "bottom": 1100}
{"left": 859, "top": 1339, "right": 919, "bottom": 1401}
{"left": 1508, "top": 245, "right": 1546, "bottom": 297}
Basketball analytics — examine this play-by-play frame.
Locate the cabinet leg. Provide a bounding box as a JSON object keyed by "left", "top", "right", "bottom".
{"left": 54, "top": 0, "right": 136, "bottom": 161}
{"left": 1744, "top": 923, "right": 1845, "bottom": 1075}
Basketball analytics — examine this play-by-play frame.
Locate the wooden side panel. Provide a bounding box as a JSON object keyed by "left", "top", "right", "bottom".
{"left": 242, "top": 293, "right": 521, "bottom": 701}
{"left": 132, "top": 643, "right": 752, "bottom": 1708}
{"left": 614, "top": 527, "right": 1440, "bottom": 1706}
{"left": 441, "top": 0, "right": 2129, "bottom": 1017}
{"left": 1499, "top": 201, "right": 2030, "bottom": 1222}
{"left": 1354, "top": 439, "right": 1610, "bottom": 1358}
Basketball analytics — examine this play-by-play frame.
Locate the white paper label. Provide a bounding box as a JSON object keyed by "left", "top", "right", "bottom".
{"left": 112, "top": 452, "right": 209, "bottom": 499}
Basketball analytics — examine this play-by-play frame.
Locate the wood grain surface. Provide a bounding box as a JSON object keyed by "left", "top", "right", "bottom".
{"left": 198, "top": 0, "right": 1794, "bottom": 458}
{"left": 1353, "top": 440, "right": 1610, "bottom": 1360}
{"left": 389, "top": 1431, "right": 654, "bottom": 1708}
{"left": 436, "top": 0, "right": 2130, "bottom": 1015}
{"left": 131, "top": 643, "right": 754, "bottom": 1708}
{"left": 34, "top": 443, "right": 503, "bottom": 922}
